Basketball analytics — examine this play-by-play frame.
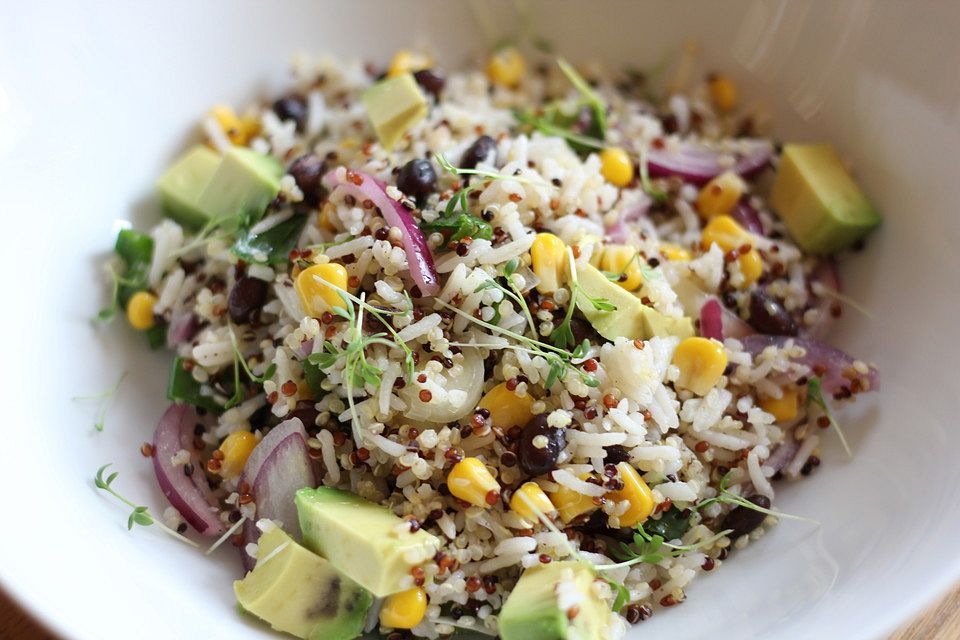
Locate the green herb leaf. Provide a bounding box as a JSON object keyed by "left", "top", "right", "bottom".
{"left": 606, "top": 577, "right": 630, "bottom": 612}
{"left": 301, "top": 358, "right": 326, "bottom": 398}
{"left": 231, "top": 213, "right": 309, "bottom": 265}
{"left": 113, "top": 229, "right": 154, "bottom": 308}
{"left": 588, "top": 296, "right": 617, "bottom": 312}
{"left": 806, "top": 376, "right": 852, "bottom": 458}
{"left": 644, "top": 506, "right": 692, "bottom": 541}
{"left": 94, "top": 464, "right": 197, "bottom": 546}
{"left": 421, "top": 212, "right": 493, "bottom": 244}
{"left": 166, "top": 357, "right": 222, "bottom": 412}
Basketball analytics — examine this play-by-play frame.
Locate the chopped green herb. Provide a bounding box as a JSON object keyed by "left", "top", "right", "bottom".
{"left": 166, "top": 356, "right": 222, "bottom": 412}
{"left": 421, "top": 212, "right": 493, "bottom": 244}
{"left": 807, "top": 376, "right": 852, "bottom": 458}
{"left": 605, "top": 522, "right": 732, "bottom": 571}
{"left": 231, "top": 213, "right": 309, "bottom": 265}
{"left": 301, "top": 359, "right": 326, "bottom": 398}
{"left": 93, "top": 464, "right": 197, "bottom": 546}
{"left": 72, "top": 372, "right": 127, "bottom": 431}
{"left": 98, "top": 229, "right": 154, "bottom": 322}
{"left": 644, "top": 506, "right": 692, "bottom": 541}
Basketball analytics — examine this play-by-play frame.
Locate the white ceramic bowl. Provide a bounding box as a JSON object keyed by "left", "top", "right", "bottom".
{"left": 2, "top": 1, "right": 959, "bottom": 638}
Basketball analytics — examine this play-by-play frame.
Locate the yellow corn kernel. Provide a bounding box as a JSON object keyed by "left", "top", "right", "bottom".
{"left": 696, "top": 171, "right": 745, "bottom": 218}
{"left": 759, "top": 387, "right": 799, "bottom": 422}
{"left": 660, "top": 243, "right": 692, "bottom": 262}
{"left": 380, "top": 588, "right": 428, "bottom": 629}
{"left": 387, "top": 50, "right": 432, "bottom": 78}
{"left": 486, "top": 47, "right": 525, "bottom": 88}
{"left": 510, "top": 482, "right": 557, "bottom": 523}
{"left": 530, "top": 232, "right": 567, "bottom": 294}
{"left": 447, "top": 457, "right": 501, "bottom": 508}
{"left": 672, "top": 336, "right": 728, "bottom": 396}
{"left": 478, "top": 382, "right": 535, "bottom": 429}
{"left": 550, "top": 478, "right": 599, "bottom": 524}
{"left": 599, "top": 244, "right": 643, "bottom": 291}
{"left": 295, "top": 263, "right": 349, "bottom": 317}
{"left": 219, "top": 430, "right": 259, "bottom": 479}
{"left": 608, "top": 462, "right": 655, "bottom": 527}
{"left": 318, "top": 202, "right": 338, "bottom": 231}
{"left": 599, "top": 147, "right": 635, "bottom": 187}
{"left": 126, "top": 291, "right": 158, "bottom": 330}
{"left": 209, "top": 105, "right": 256, "bottom": 146}
{"left": 737, "top": 248, "right": 763, "bottom": 288}
{"left": 701, "top": 214, "right": 750, "bottom": 253}
{"left": 709, "top": 75, "right": 738, "bottom": 112}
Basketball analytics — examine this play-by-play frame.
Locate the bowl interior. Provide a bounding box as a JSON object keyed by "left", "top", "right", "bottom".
{"left": 2, "top": 1, "right": 960, "bottom": 639}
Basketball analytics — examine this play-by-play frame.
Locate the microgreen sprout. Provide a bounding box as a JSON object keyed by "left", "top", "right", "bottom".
{"left": 224, "top": 328, "right": 278, "bottom": 410}
{"left": 604, "top": 523, "right": 732, "bottom": 572}
{"left": 601, "top": 250, "right": 661, "bottom": 285}
{"left": 473, "top": 258, "right": 537, "bottom": 337}
{"left": 696, "top": 470, "right": 821, "bottom": 525}
{"left": 807, "top": 376, "right": 852, "bottom": 458}
{"left": 550, "top": 247, "right": 616, "bottom": 351}
{"left": 73, "top": 371, "right": 127, "bottom": 431}
{"left": 93, "top": 464, "right": 197, "bottom": 546}
{"left": 637, "top": 144, "right": 668, "bottom": 202}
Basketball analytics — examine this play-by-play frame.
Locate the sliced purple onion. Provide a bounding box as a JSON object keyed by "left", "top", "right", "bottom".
{"left": 323, "top": 169, "right": 440, "bottom": 296}
{"left": 699, "top": 299, "right": 724, "bottom": 341}
{"left": 740, "top": 334, "right": 879, "bottom": 394}
{"left": 166, "top": 311, "right": 201, "bottom": 348}
{"left": 764, "top": 432, "right": 801, "bottom": 475}
{"left": 152, "top": 404, "right": 225, "bottom": 536}
{"left": 252, "top": 433, "right": 314, "bottom": 538}
{"left": 238, "top": 417, "right": 312, "bottom": 569}
{"left": 730, "top": 201, "right": 764, "bottom": 235}
{"left": 605, "top": 194, "right": 651, "bottom": 244}
{"left": 647, "top": 139, "right": 773, "bottom": 185}
{"left": 802, "top": 259, "right": 841, "bottom": 340}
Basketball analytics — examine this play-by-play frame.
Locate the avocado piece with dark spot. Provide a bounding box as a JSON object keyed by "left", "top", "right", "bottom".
{"left": 574, "top": 263, "right": 693, "bottom": 340}
{"left": 770, "top": 144, "right": 881, "bottom": 253}
{"left": 234, "top": 526, "right": 372, "bottom": 640}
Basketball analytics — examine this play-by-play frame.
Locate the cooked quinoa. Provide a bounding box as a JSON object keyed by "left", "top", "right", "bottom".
{"left": 101, "top": 49, "right": 880, "bottom": 640}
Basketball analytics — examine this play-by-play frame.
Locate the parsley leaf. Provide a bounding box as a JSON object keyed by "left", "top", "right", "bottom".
{"left": 231, "top": 213, "right": 309, "bottom": 265}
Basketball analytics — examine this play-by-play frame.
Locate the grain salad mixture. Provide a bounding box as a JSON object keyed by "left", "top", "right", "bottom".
{"left": 97, "top": 47, "right": 881, "bottom": 640}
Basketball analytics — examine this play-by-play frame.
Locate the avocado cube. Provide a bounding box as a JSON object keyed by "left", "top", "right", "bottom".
{"left": 362, "top": 73, "right": 428, "bottom": 150}
{"left": 234, "top": 527, "right": 372, "bottom": 640}
{"left": 770, "top": 144, "right": 881, "bottom": 254}
{"left": 574, "top": 263, "right": 694, "bottom": 341}
{"left": 155, "top": 145, "right": 220, "bottom": 229}
{"left": 499, "top": 561, "right": 611, "bottom": 640}
{"left": 295, "top": 487, "right": 441, "bottom": 598}
{"left": 195, "top": 147, "right": 283, "bottom": 228}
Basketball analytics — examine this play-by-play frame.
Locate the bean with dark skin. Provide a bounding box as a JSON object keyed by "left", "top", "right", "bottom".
{"left": 289, "top": 400, "right": 320, "bottom": 431}
{"left": 460, "top": 135, "right": 497, "bottom": 170}
{"left": 413, "top": 68, "right": 446, "bottom": 98}
{"left": 287, "top": 154, "right": 327, "bottom": 206}
{"left": 575, "top": 509, "right": 634, "bottom": 542}
{"left": 228, "top": 276, "right": 269, "bottom": 325}
{"left": 396, "top": 158, "right": 438, "bottom": 201}
{"left": 720, "top": 494, "right": 771, "bottom": 538}
{"left": 272, "top": 94, "right": 308, "bottom": 131}
{"left": 748, "top": 290, "right": 799, "bottom": 335}
{"left": 603, "top": 445, "right": 632, "bottom": 465}
{"left": 517, "top": 414, "right": 566, "bottom": 476}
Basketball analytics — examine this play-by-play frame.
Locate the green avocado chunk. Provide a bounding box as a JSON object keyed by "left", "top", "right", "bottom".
{"left": 295, "top": 487, "right": 441, "bottom": 598}
{"left": 234, "top": 526, "right": 372, "bottom": 640}
{"left": 769, "top": 144, "right": 881, "bottom": 254}
{"left": 574, "top": 263, "right": 694, "bottom": 341}
{"left": 362, "top": 73, "right": 428, "bottom": 150}
{"left": 499, "top": 561, "right": 611, "bottom": 640}
{"left": 195, "top": 147, "right": 283, "bottom": 229}
{"left": 155, "top": 145, "right": 221, "bottom": 229}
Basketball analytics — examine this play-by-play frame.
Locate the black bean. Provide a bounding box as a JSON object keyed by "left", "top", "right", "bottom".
{"left": 289, "top": 400, "right": 320, "bottom": 430}
{"left": 413, "top": 68, "right": 446, "bottom": 98}
{"left": 460, "top": 135, "right": 496, "bottom": 170}
{"left": 272, "top": 94, "right": 308, "bottom": 131}
{"left": 603, "top": 445, "right": 632, "bottom": 465}
{"left": 720, "top": 495, "right": 771, "bottom": 538}
{"left": 517, "top": 414, "right": 566, "bottom": 476}
{"left": 748, "top": 290, "right": 799, "bottom": 336}
{"left": 287, "top": 154, "right": 327, "bottom": 206}
{"left": 228, "top": 276, "right": 269, "bottom": 325}
{"left": 396, "top": 158, "right": 438, "bottom": 201}
{"left": 569, "top": 316, "right": 600, "bottom": 346}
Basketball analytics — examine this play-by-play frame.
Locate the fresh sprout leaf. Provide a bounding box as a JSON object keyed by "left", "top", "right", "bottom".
{"left": 588, "top": 296, "right": 617, "bottom": 312}
{"left": 513, "top": 110, "right": 606, "bottom": 153}
{"left": 607, "top": 578, "right": 630, "bottom": 612}
{"left": 231, "top": 213, "right": 309, "bottom": 265}
{"left": 571, "top": 339, "right": 590, "bottom": 360}
{"left": 557, "top": 58, "right": 605, "bottom": 113}
{"left": 696, "top": 470, "right": 820, "bottom": 525}
{"left": 503, "top": 258, "right": 519, "bottom": 277}
{"left": 93, "top": 464, "right": 196, "bottom": 546}
{"left": 474, "top": 280, "right": 499, "bottom": 293}
{"left": 489, "top": 299, "right": 503, "bottom": 326}
{"left": 73, "top": 372, "right": 127, "bottom": 432}
{"left": 807, "top": 376, "right": 852, "bottom": 458}
{"left": 638, "top": 145, "right": 668, "bottom": 202}
{"left": 549, "top": 319, "right": 576, "bottom": 350}
{"left": 421, "top": 212, "right": 493, "bottom": 245}
{"left": 581, "top": 375, "right": 600, "bottom": 388}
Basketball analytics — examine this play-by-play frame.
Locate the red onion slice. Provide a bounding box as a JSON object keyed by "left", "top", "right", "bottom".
{"left": 152, "top": 404, "right": 225, "bottom": 536}
{"left": 166, "top": 310, "right": 201, "bottom": 348}
{"left": 765, "top": 432, "right": 801, "bottom": 475}
{"left": 647, "top": 139, "right": 773, "bottom": 185}
{"left": 252, "top": 433, "right": 315, "bottom": 537}
{"left": 740, "top": 334, "right": 879, "bottom": 394}
{"left": 730, "top": 201, "right": 764, "bottom": 235}
{"left": 699, "top": 299, "right": 724, "bottom": 341}
{"left": 802, "top": 259, "right": 841, "bottom": 340}
{"left": 323, "top": 169, "right": 440, "bottom": 296}
{"left": 241, "top": 417, "right": 307, "bottom": 484}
